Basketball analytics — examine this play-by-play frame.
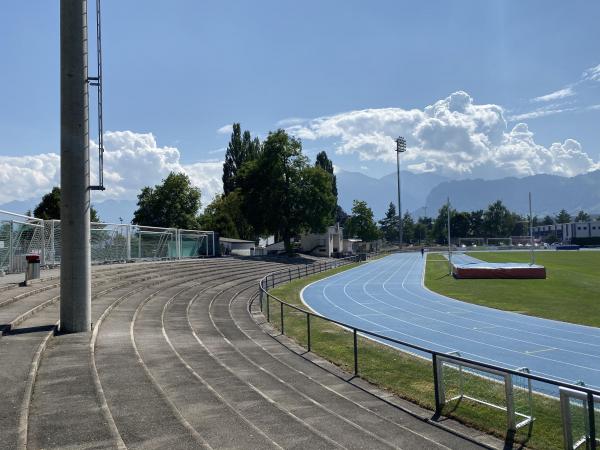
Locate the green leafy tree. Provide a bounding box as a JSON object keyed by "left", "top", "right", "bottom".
{"left": 200, "top": 194, "right": 240, "bottom": 238}
{"left": 238, "top": 130, "right": 336, "bottom": 254}
{"left": 315, "top": 151, "right": 338, "bottom": 198}
{"left": 33, "top": 186, "right": 100, "bottom": 222}
{"left": 402, "top": 211, "right": 415, "bottom": 243}
{"left": 483, "top": 200, "right": 514, "bottom": 237}
{"left": 335, "top": 205, "right": 349, "bottom": 228}
{"left": 542, "top": 215, "right": 554, "bottom": 226}
{"left": 222, "top": 123, "right": 261, "bottom": 195}
{"left": 556, "top": 209, "right": 571, "bottom": 224}
{"left": 132, "top": 172, "right": 201, "bottom": 229}
{"left": 468, "top": 210, "right": 485, "bottom": 237}
{"left": 575, "top": 210, "right": 591, "bottom": 222}
{"left": 345, "top": 200, "right": 380, "bottom": 241}
{"left": 378, "top": 202, "right": 399, "bottom": 242}
{"left": 452, "top": 211, "right": 470, "bottom": 238}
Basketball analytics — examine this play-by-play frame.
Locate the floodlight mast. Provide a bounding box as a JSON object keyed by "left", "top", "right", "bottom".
{"left": 395, "top": 136, "right": 406, "bottom": 248}
{"left": 60, "top": 0, "right": 92, "bottom": 332}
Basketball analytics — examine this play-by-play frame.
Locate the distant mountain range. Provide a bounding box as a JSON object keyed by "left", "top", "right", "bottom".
{"left": 337, "top": 169, "right": 600, "bottom": 219}
{"left": 3, "top": 170, "right": 600, "bottom": 223}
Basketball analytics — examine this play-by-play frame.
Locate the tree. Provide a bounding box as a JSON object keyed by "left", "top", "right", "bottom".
{"left": 402, "top": 211, "right": 415, "bottom": 244}
{"left": 238, "top": 130, "right": 336, "bottom": 254}
{"left": 345, "top": 200, "right": 380, "bottom": 241}
{"left": 132, "top": 172, "right": 201, "bottom": 229}
{"left": 315, "top": 151, "right": 338, "bottom": 198}
{"left": 199, "top": 194, "right": 240, "bottom": 238}
{"left": 483, "top": 200, "right": 514, "bottom": 237}
{"left": 575, "top": 210, "right": 591, "bottom": 222}
{"left": 542, "top": 215, "right": 554, "bottom": 226}
{"left": 556, "top": 209, "right": 571, "bottom": 224}
{"left": 33, "top": 186, "right": 100, "bottom": 222}
{"left": 468, "top": 210, "right": 485, "bottom": 237}
{"left": 222, "top": 123, "right": 261, "bottom": 195}
{"left": 335, "top": 205, "right": 349, "bottom": 228}
{"left": 378, "top": 202, "right": 399, "bottom": 242}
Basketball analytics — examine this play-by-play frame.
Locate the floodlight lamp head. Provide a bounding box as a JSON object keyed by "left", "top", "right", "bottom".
{"left": 396, "top": 136, "right": 407, "bottom": 153}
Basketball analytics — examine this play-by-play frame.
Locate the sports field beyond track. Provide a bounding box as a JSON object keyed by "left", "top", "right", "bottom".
{"left": 429, "top": 250, "right": 600, "bottom": 328}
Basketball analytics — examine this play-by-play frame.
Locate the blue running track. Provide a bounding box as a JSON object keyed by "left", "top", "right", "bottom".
{"left": 302, "top": 253, "right": 600, "bottom": 392}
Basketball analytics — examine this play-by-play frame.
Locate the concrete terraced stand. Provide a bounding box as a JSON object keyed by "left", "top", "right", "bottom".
{"left": 0, "top": 257, "right": 497, "bottom": 449}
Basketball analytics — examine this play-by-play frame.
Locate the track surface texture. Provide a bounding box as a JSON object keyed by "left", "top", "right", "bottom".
{"left": 302, "top": 252, "right": 600, "bottom": 393}
{"left": 0, "top": 257, "right": 485, "bottom": 449}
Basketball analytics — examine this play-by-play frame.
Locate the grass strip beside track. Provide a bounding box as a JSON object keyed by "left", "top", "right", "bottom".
{"left": 268, "top": 261, "right": 567, "bottom": 449}
{"left": 426, "top": 251, "right": 600, "bottom": 327}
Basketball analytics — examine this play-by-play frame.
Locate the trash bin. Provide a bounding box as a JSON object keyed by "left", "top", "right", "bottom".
{"left": 25, "top": 254, "right": 41, "bottom": 283}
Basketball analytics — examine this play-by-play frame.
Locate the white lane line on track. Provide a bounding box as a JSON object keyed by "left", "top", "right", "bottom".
{"left": 309, "top": 256, "right": 600, "bottom": 387}
{"left": 382, "top": 254, "right": 600, "bottom": 356}
{"left": 525, "top": 347, "right": 558, "bottom": 355}
{"left": 419, "top": 254, "right": 600, "bottom": 341}
{"left": 312, "top": 253, "right": 600, "bottom": 381}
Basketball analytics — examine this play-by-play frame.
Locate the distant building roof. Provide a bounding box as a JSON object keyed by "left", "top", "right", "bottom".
{"left": 220, "top": 237, "right": 255, "bottom": 244}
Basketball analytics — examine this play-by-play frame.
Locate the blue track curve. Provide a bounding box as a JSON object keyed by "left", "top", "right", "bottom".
{"left": 302, "top": 253, "right": 600, "bottom": 392}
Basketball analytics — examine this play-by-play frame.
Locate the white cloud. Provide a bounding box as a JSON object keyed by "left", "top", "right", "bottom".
{"left": 0, "top": 131, "right": 223, "bottom": 207}
{"left": 216, "top": 124, "right": 232, "bottom": 135}
{"left": 532, "top": 87, "right": 574, "bottom": 102}
{"left": 583, "top": 63, "right": 600, "bottom": 82}
{"left": 508, "top": 106, "right": 576, "bottom": 121}
{"left": 0, "top": 153, "right": 60, "bottom": 204}
{"left": 288, "top": 91, "right": 599, "bottom": 179}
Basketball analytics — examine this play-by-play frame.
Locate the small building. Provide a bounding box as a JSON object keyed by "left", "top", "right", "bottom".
{"left": 219, "top": 237, "right": 255, "bottom": 256}
{"left": 532, "top": 220, "right": 600, "bottom": 243}
{"left": 300, "top": 224, "right": 343, "bottom": 257}
{"left": 343, "top": 238, "right": 362, "bottom": 255}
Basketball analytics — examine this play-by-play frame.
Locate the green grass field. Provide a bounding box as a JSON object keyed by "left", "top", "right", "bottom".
{"left": 425, "top": 250, "right": 600, "bottom": 327}
{"left": 266, "top": 260, "right": 572, "bottom": 449}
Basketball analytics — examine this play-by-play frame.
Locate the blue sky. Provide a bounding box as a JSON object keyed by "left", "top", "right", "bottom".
{"left": 1, "top": 1, "right": 599, "bottom": 205}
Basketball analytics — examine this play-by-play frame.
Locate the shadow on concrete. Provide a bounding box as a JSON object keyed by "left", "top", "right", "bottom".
{"left": 2, "top": 324, "right": 56, "bottom": 336}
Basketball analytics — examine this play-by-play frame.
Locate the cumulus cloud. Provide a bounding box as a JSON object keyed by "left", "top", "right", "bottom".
{"left": 216, "top": 124, "right": 232, "bottom": 134}
{"left": 287, "top": 91, "right": 599, "bottom": 179}
{"left": 0, "top": 153, "right": 60, "bottom": 204}
{"left": 0, "top": 131, "right": 223, "bottom": 206}
{"left": 532, "top": 87, "right": 575, "bottom": 103}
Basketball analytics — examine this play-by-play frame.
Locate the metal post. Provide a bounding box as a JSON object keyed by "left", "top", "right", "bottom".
{"left": 289, "top": 268, "right": 292, "bottom": 282}
{"left": 395, "top": 136, "right": 406, "bottom": 248}
{"left": 353, "top": 329, "right": 358, "bottom": 376}
{"left": 432, "top": 354, "right": 443, "bottom": 415}
{"left": 588, "top": 393, "right": 597, "bottom": 450}
{"left": 280, "top": 302, "right": 284, "bottom": 334}
{"left": 138, "top": 229, "right": 142, "bottom": 258}
{"left": 266, "top": 294, "right": 270, "bottom": 321}
{"left": 126, "top": 224, "right": 131, "bottom": 260}
{"left": 40, "top": 220, "right": 46, "bottom": 266}
{"left": 306, "top": 313, "right": 311, "bottom": 352}
{"left": 8, "top": 220, "right": 13, "bottom": 272}
{"left": 447, "top": 197, "right": 452, "bottom": 275}
{"left": 60, "top": 0, "right": 92, "bottom": 332}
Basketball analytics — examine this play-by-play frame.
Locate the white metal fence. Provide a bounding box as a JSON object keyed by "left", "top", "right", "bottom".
{"left": 0, "top": 210, "right": 216, "bottom": 274}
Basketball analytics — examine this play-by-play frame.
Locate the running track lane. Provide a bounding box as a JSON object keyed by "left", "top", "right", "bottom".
{"left": 302, "top": 253, "right": 600, "bottom": 393}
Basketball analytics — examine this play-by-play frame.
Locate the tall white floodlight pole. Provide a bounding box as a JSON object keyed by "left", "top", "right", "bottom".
{"left": 395, "top": 136, "right": 407, "bottom": 248}
{"left": 60, "top": 0, "right": 92, "bottom": 332}
{"left": 447, "top": 197, "right": 452, "bottom": 275}
{"left": 529, "top": 192, "right": 535, "bottom": 266}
